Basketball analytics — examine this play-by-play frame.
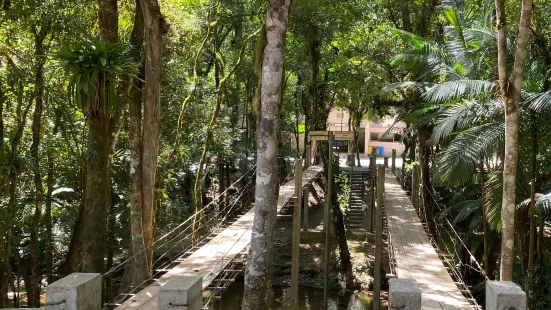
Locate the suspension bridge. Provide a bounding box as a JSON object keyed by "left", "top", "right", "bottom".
{"left": 385, "top": 168, "right": 480, "bottom": 309}
{"left": 107, "top": 163, "right": 323, "bottom": 310}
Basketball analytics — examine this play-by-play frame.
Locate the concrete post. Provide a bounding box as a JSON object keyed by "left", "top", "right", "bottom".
{"left": 158, "top": 276, "right": 203, "bottom": 310}
{"left": 411, "top": 165, "right": 419, "bottom": 210}
{"left": 486, "top": 281, "right": 526, "bottom": 310}
{"left": 45, "top": 273, "right": 101, "bottom": 310}
{"left": 391, "top": 149, "right": 396, "bottom": 173}
{"left": 388, "top": 279, "right": 421, "bottom": 310}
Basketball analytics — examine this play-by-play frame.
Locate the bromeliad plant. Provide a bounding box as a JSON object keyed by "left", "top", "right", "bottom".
{"left": 56, "top": 39, "right": 139, "bottom": 118}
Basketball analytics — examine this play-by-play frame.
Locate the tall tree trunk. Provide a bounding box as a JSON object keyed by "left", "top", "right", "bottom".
{"left": 140, "top": 0, "right": 166, "bottom": 274}
{"left": 122, "top": 0, "right": 148, "bottom": 287}
{"left": 45, "top": 152, "right": 54, "bottom": 284}
{"left": 29, "top": 25, "right": 48, "bottom": 306}
{"left": 76, "top": 0, "right": 118, "bottom": 273}
{"left": 243, "top": 1, "right": 291, "bottom": 308}
{"left": 81, "top": 117, "right": 111, "bottom": 272}
{"left": 417, "top": 126, "right": 436, "bottom": 241}
{"left": 494, "top": 0, "right": 533, "bottom": 281}
{"left": 527, "top": 113, "right": 538, "bottom": 308}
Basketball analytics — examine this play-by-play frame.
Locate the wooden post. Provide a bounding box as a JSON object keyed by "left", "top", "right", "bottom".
{"left": 369, "top": 151, "right": 376, "bottom": 233}
{"left": 323, "top": 131, "right": 333, "bottom": 309}
{"left": 412, "top": 164, "right": 419, "bottom": 211}
{"left": 291, "top": 159, "right": 303, "bottom": 309}
{"left": 384, "top": 156, "right": 389, "bottom": 168}
{"left": 304, "top": 145, "right": 311, "bottom": 169}
{"left": 391, "top": 149, "right": 396, "bottom": 174}
{"left": 373, "top": 165, "right": 385, "bottom": 310}
{"left": 302, "top": 187, "right": 309, "bottom": 231}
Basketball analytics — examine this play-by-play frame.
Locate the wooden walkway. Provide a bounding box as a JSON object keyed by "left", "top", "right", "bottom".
{"left": 385, "top": 170, "right": 474, "bottom": 310}
{"left": 115, "top": 165, "right": 323, "bottom": 310}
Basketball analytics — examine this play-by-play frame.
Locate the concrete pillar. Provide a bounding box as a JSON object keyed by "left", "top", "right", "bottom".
{"left": 45, "top": 273, "right": 101, "bottom": 310}
{"left": 159, "top": 276, "right": 203, "bottom": 310}
{"left": 486, "top": 281, "right": 526, "bottom": 310}
{"left": 388, "top": 279, "right": 421, "bottom": 310}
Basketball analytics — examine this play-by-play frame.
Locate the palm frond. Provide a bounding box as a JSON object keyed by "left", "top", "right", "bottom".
{"left": 380, "top": 81, "right": 433, "bottom": 94}
{"left": 434, "top": 122, "right": 503, "bottom": 186}
{"left": 431, "top": 100, "right": 502, "bottom": 144}
{"left": 527, "top": 89, "right": 551, "bottom": 112}
{"left": 422, "top": 79, "right": 498, "bottom": 103}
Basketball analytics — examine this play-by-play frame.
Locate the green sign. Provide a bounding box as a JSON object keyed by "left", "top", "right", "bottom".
{"left": 298, "top": 124, "right": 305, "bottom": 133}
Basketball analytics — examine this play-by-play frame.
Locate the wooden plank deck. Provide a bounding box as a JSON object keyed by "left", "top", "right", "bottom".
{"left": 385, "top": 170, "right": 474, "bottom": 310}
{"left": 115, "top": 165, "right": 323, "bottom": 310}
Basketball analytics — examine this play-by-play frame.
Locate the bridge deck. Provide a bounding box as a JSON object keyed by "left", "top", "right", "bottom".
{"left": 115, "top": 165, "right": 323, "bottom": 310}
{"left": 385, "top": 170, "right": 474, "bottom": 310}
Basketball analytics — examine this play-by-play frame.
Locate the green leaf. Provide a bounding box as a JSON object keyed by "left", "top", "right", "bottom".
{"left": 100, "top": 57, "right": 107, "bottom": 66}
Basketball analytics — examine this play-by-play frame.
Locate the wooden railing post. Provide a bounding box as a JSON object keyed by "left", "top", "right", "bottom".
{"left": 369, "top": 151, "right": 376, "bottom": 233}
{"left": 323, "top": 131, "right": 334, "bottom": 309}
{"left": 373, "top": 164, "right": 385, "bottom": 310}
{"left": 291, "top": 159, "right": 303, "bottom": 309}
{"left": 411, "top": 164, "right": 419, "bottom": 211}
{"left": 45, "top": 273, "right": 101, "bottom": 310}
{"left": 391, "top": 149, "right": 396, "bottom": 174}
{"left": 302, "top": 186, "right": 309, "bottom": 231}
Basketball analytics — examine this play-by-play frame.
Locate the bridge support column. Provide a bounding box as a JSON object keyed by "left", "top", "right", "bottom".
{"left": 486, "top": 281, "right": 526, "bottom": 310}
{"left": 159, "top": 276, "right": 202, "bottom": 310}
{"left": 45, "top": 273, "right": 101, "bottom": 310}
{"left": 388, "top": 279, "right": 421, "bottom": 310}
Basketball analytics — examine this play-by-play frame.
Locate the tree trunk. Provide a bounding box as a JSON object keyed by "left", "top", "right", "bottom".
{"left": 417, "top": 126, "right": 436, "bottom": 241}
{"left": 29, "top": 26, "right": 47, "bottom": 306}
{"left": 98, "top": 0, "right": 118, "bottom": 45}
{"left": 527, "top": 113, "right": 538, "bottom": 307}
{"left": 45, "top": 152, "right": 54, "bottom": 284}
{"left": 243, "top": 1, "right": 291, "bottom": 308}
{"left": 81, "top": 117, "right": 111, "bottom": 272}
{"left": 495, "top": 0, "right": 533, "bottom": 281}
{"left": 123, "top": 0, "right": 148, "bottom": 287}
{"left": 75, "top": 0, "right": 119, "bottom": 274}
{"left": 140, "top": 0, "right": 165, "bottom": 273}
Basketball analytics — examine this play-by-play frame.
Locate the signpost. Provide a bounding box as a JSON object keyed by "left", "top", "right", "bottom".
{"left": 309, "top": 131, "right": 329, "bottom": 141}
{"left": 334, "top": 131, "right": 354, "bottom": 141}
